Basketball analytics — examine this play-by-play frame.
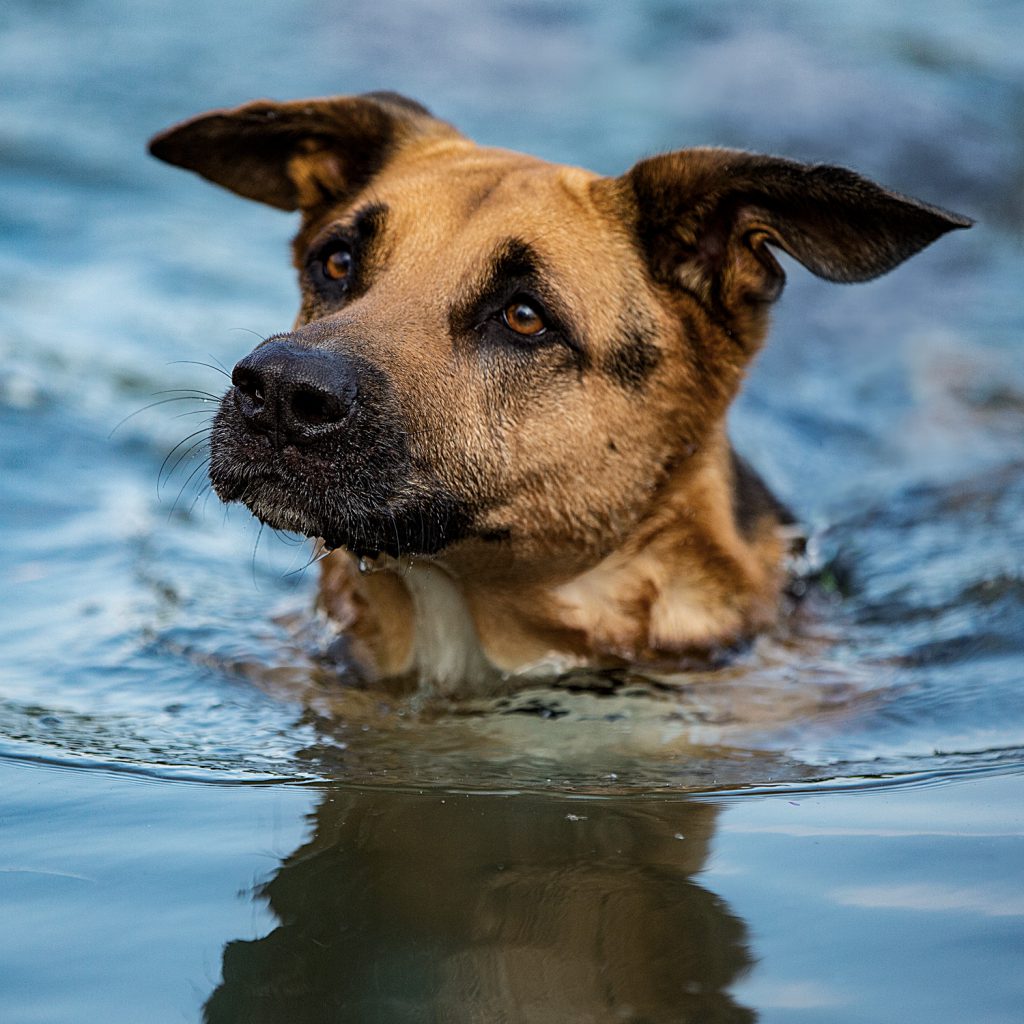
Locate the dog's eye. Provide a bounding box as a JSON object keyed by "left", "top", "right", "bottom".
{"left": 502, "top": 300, "right": 547, "bottom": 337}
{"left": 321, "top": 245, "right": 353, "bottom": 282}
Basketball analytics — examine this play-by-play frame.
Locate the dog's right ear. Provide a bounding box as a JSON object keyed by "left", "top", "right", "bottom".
{"left": 148, "top": 91, "right": 459, "bottom": 211}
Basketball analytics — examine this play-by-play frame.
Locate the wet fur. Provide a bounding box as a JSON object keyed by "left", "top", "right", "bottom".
{"left": 150, "top": 92, "right": 970, "bottom": 695}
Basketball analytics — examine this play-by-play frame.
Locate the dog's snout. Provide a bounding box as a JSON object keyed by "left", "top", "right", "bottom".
{"left": 231, "top": 339, "right": 357, "bottom": 443}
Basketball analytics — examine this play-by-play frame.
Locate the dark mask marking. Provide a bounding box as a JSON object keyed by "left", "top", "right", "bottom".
{"left": 602, "top": 314, "right": 662, "bottom": 389}
{"left": 730, "top": 449, "right": 795, "bottom": 538}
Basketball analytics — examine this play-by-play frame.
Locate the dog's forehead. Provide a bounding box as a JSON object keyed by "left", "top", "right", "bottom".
{"left": 362, "top": 145, "right": 640, "bottom": 303}
{"left": 379, "top": 142, "right": 600, "bottom": 217}
{"left": 309, "top": 143, "right": 633, "bottom": 270}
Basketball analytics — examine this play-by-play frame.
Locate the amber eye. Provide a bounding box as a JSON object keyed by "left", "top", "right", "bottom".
{"left": 502, "top": 300, "right": 546, "bottom": 337}
{"left": 322, "top": 246, "right": 353, "bottom": 282}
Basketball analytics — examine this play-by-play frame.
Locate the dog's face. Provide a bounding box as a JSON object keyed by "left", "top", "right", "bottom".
{"left": 214, "top": 144, "right": 686, "bottom": 567}
{"left": 151, "top": 93, "right": 968, "bottom": 572}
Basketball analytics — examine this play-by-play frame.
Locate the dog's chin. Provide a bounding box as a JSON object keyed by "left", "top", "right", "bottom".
{"left": 211, "top": 468, "right": 469, "bottom": 559}
{"left": 316, "top": 511, "right": 469, "bottom": 560}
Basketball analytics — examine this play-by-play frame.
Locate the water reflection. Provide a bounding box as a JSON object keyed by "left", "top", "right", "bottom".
{"left": 204, "top": 790, "right": 755, "bottom": 1023}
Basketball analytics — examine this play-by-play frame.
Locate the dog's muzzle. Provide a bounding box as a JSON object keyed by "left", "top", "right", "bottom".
{"left": 208, "top": 335, "right": 469, "bottom": 558}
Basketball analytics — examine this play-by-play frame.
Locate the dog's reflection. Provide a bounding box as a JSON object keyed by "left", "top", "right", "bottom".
{"left": 204, "top": 790, "right": 755, "bottom": 1023}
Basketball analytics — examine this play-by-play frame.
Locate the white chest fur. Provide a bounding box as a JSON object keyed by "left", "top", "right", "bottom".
{"left": 401, "top": 562, "right": 496, "bottom": 695}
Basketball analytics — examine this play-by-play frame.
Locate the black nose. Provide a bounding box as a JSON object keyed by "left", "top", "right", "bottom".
{"left": 231, "top": 339, "right": 357, "bottom": 444}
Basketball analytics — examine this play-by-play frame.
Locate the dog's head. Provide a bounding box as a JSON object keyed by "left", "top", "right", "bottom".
{"left": 150, "top": 92, "right": 969, "bottom": 573}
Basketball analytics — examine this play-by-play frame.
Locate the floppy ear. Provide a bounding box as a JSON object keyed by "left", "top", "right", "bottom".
{"left": 148, "top": 91, "right": 459, "bottom": 211}
{"left": 618, "top": 148, "right": 972, "bottom": 312}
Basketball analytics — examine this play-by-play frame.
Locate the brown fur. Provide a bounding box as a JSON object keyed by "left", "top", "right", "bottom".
{"left": 150, "top": 92, "right": 970, "bottom": 695}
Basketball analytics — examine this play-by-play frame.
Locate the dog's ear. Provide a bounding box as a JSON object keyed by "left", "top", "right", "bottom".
{"left": 148, "top": 91, "right": 459, "bottom": 211}
{"left": 615, "top": 148, "right": 972, "bottom": 311}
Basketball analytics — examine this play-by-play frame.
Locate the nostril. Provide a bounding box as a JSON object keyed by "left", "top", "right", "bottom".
{"left": 232, "top": 366, "right": 265, "bottom": 406}
{"left": 290, "top": 386, "right": 342, "bottom": 427}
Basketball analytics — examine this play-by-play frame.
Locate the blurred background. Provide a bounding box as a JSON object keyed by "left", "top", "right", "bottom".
{"left": 2, "top": 4, "right": 1023, "bottom": 1023}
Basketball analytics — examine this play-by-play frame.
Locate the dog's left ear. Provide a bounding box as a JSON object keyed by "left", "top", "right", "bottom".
{"left": 614, "top": 148, "right": 972, "bottom": 311}
{"left": 148, "top": 91, "right": 459, "bottom": 211}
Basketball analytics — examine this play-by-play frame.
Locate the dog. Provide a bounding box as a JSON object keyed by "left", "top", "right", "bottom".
{"left": 149, "top": 91, "right": 970, "bottom": 695}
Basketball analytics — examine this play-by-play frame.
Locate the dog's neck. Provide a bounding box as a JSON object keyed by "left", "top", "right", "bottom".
{"left": 317, "top": 434, "right": 792, "bottom": 695}
{"left": 399, "top": 561, "right": 498, "bottom": 694}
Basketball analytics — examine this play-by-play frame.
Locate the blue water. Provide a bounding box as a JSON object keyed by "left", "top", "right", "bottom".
{"left": 1, "top": 1, "right": 1023, "bottom": 1021}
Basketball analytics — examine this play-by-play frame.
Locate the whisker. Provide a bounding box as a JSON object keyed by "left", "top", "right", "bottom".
{"left": 269, "top": 529, "right": 319, "bottom": 580}
{"left": 109, "top": 395, "right": 216, "bottom": 437}
{"left": 167, "top": 359, "right": 231, "bottom": 380}
{"left": 151, "top": 388, "right": 222, "bottom": 400}
{"left": 270, "top": 527, "right": 304, "bottom": 546}
{"left": 158, "top": 425, "right": 214, "bottom": 491}
{"left": 390, "top": 511, "right": 402, "bottom": 560}
{"left": 168, "top": 456, "right": 210, "bottom": 519}
{"left": 251, "top": 522, "right": 266, "bottom": 590}
{"left": 208, "top": 353, "right": 231, "bottom": 375}
{"left": 200, "top": 485, "right": 217, "bottom": 518}
{"left": 230, "top": 327, "right": 269, "bottom": 342}
{"left": 282, "top": 543, "right": 326, "bottom": 580}
{"left": 187, "top": 480, "right": 214, "bottom": 519}
{"left": 160, "top": 435, "right": 212, "bottom": 497}
{"left": 171, "top": 409, "right": 217, "bottom": 421}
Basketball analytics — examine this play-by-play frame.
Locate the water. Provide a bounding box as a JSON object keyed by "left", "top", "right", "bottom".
{"left": 1, "top": 1, "right": 1023, "bottom": 1020}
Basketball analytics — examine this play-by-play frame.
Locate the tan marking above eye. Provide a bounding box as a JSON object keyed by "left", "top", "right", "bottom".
{"left": 323, "top": 248, "right": 352, "bottom": 281}
{"left": 503, "top": 300, "right": 546, "bottom": 336}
